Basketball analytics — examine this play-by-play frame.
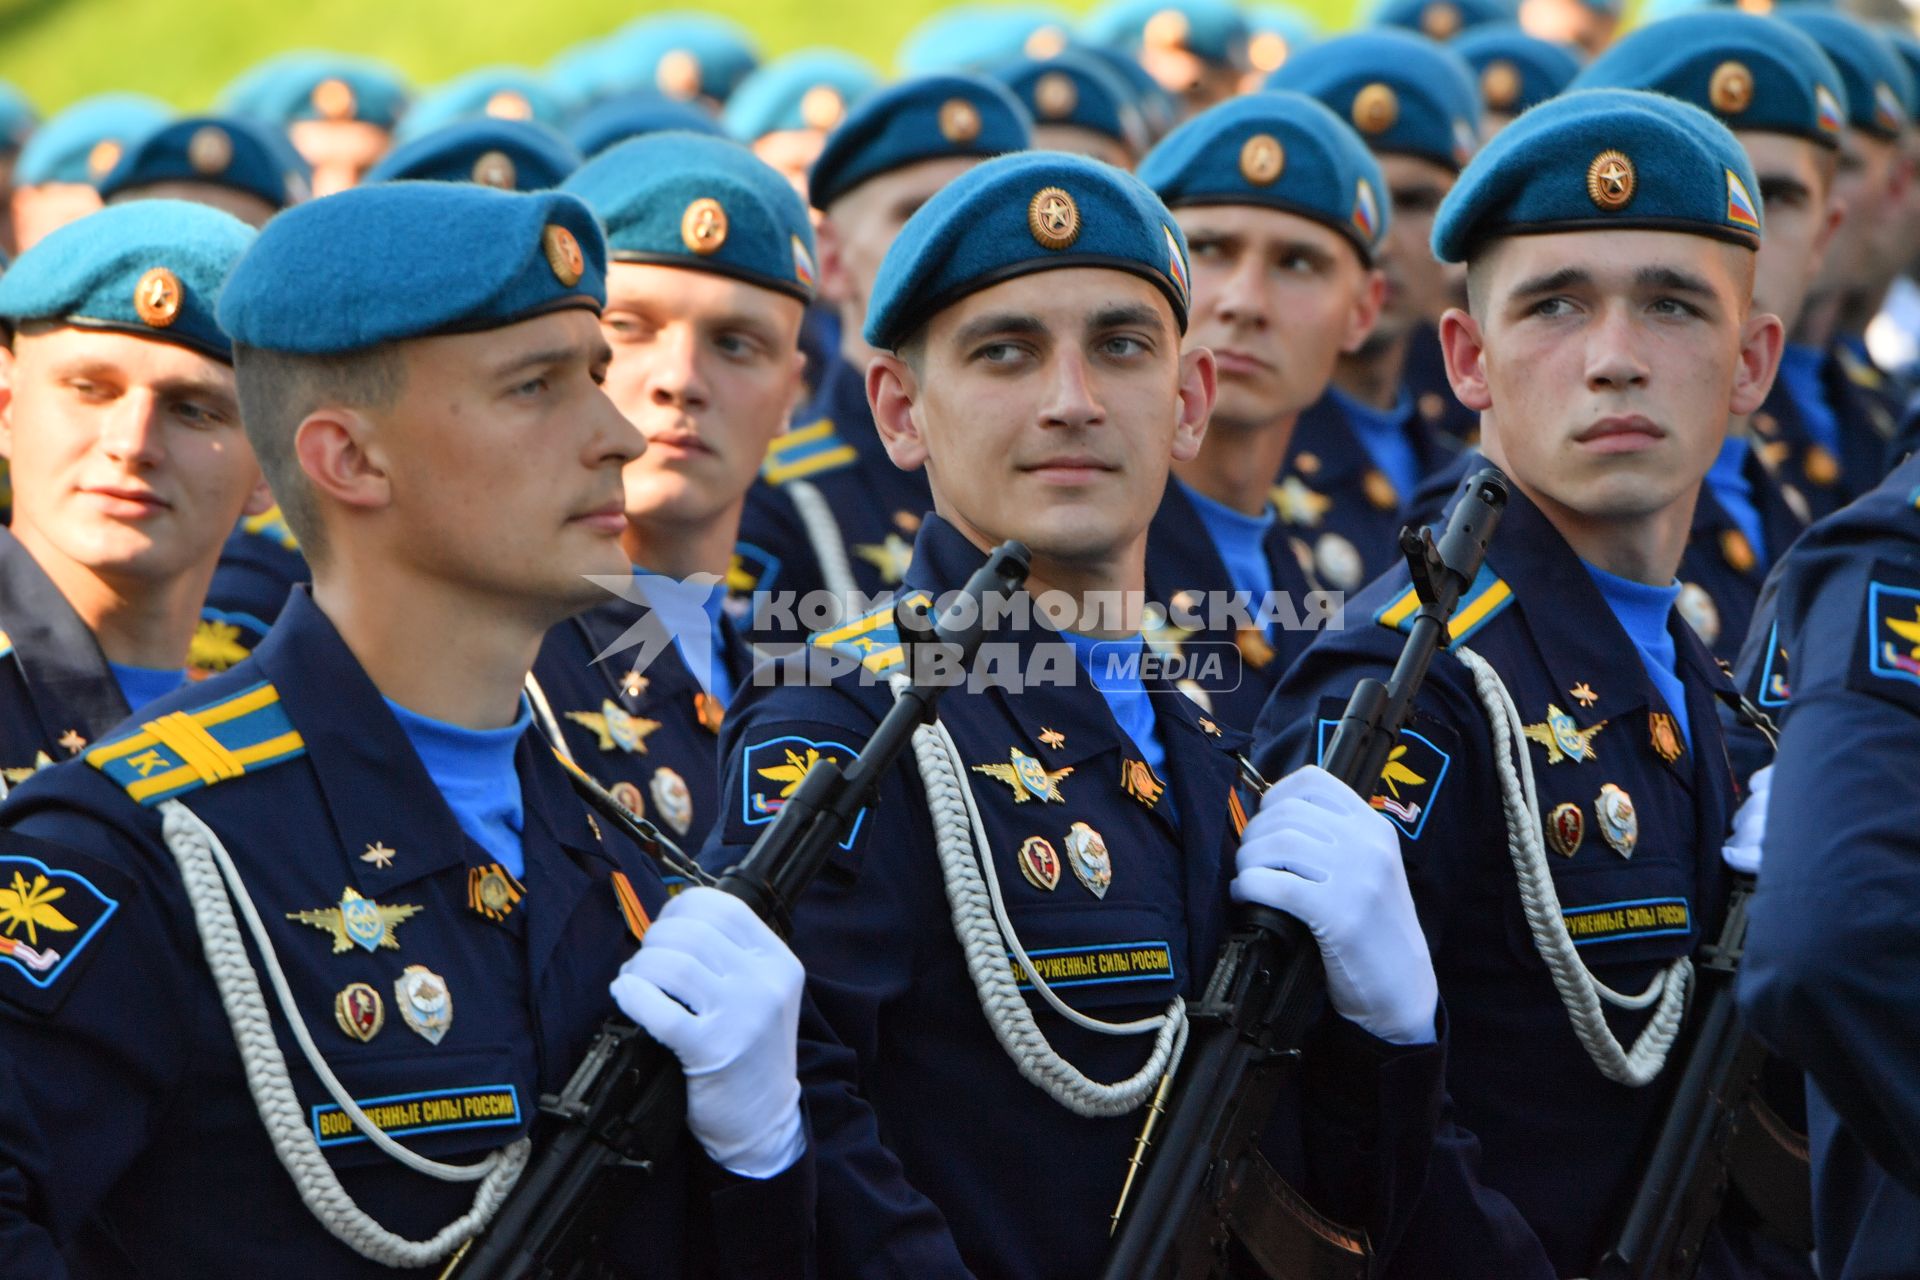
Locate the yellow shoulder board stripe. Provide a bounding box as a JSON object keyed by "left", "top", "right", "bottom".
{"left": 762, "top": 418, "right": 858, "bottom": 486}
{"left": 1374, "top": 564, "right": 1512, "bottom": 652}
{"left": 808, "top": 591, "right": 930, "bottom": 674}
{"left": 240, "top": 504, "right": 300, "bottom": 551}
{"left": 86, "top": 680, "right": 305, "bottom": 806}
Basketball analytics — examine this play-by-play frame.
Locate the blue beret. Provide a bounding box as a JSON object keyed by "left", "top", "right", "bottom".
{"left": 16, "top": 94, "right": 171, "bottom": 187}
{"left": 1370, "top": 0, "right": 1517, "bottom": 41}
{"left": 897, "top": 6, "right": 1077, "bottom": 75}
{"left": 218, "top": 184, "right": 607, "bottom": 356}
{"left": 1081, "top": 0, "right": 1251, "bottom": 66}
{"left": 1432, "top": 88, "right": 1764, "bottom": 263}
{"left": 809, "top": 74, "right": 1032, "bottom": 212}
{"left": 991, "top": 52, "right": 1148, "bottom": 153}
{"left": 1576, "top": 12, "right": 1846, "bottom": 149}
{"left": 1776, "top": 7, "right": 1913, "bottom": 140}
{"left": 1886, "top": 26, "right": 1920, "bottom": 94}
{"left": 1139, "top": 91, "right": 1390, "bottom": 263}
{"left": 98, "top": 116, "right": 312, "bottom": 209}
{"left": 563, "top": 132, "right": 817, "bottom": 302}
{"left": 217, "top": 53, "right": 410, "bottom": 130}
{"left": 365, "top": 118, "right": 583, "bottom": 192}
{"left": 609, "top": 13, "right": 761, "bottom": 104}
{"left": 568, "top": 91, "right": 726, "bottom": 158}
{"left": 865, "top": 151, "right": 1191, "bottom": 350}
{"left": 1072, "top": 44, "right": 1181, "bottom": 139}
{"left": 1245, "top": 5, "right": 1322, "bottom": 76}
{"left": 1267, "top": 31, "right": 1482, "bottom": 172}
{"left": 723, "top": 50, "right": 882, "bottom": 141}
{"left": 395, "top": 68, "right": 566, "bottom": 144}
{"left": 0, "top": 81, "right": 36, "bottom": 152}
{"left": 1453, "top": 25, "right": 1584, "bottom": 116}
{"left": 0, "top": 200, "right": 254, "bottom": 362}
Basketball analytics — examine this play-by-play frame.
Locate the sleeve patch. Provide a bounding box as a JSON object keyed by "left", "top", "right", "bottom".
{"left": 1562, "top": 896, "right": 1691, "bottom": 947}
{"left": 0, "top": 853, "right": 119, "bottom": 995}
{"left": 1865, "top": 580, "right": 1920, "bottom": 689}
{"left": 1315, "top": 719, "right": 1452, "bottom": 841}
{"left": 739, "top": 734, "right": 867, "bottom": 851}
{"left": 1755, "top": 619, "right": 1791, "bottom": 708}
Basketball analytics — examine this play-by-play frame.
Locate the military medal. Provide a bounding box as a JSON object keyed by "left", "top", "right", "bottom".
{"left": 1648, "top": 713, "right": 1684, "bottom": 765}
{"left": 649, "top": 767, "right": 694, "bottom": 836}
{"left": 610, "top": 780, "right": 645, "bottom": 818}
{"left": 1314, "top": 533, "right": 1363, "bottom": 591}
{"left": 1064, "top": 822, "right": 1112, "bottom": 899}
{"left": 1804, "top": 445, "right": 1839, "bottom": 487}
{"left": 394, "top": 965, "right": 453, "bottom": 1044}
{"left": 1363, "top": 469, "right": 1398, "bottom": 511}
{"left": 1521, "top": 704, "right": 1603, "bottom": 765}
{"left": 1017, "top": 836, "right": 1062, "bottom": 891}
{"left": 1677, "top": 583, "right": 1720, "bottom": 648}
{"left": 466, "top": 863, "right": 525, "bottom": 923}
{"left": 694, "top": 692, "right": 726, "bottom": 734}
{"left": 1120, "top": 759, "right": 1166, "bottom": 810}
{"left": 334, "top": 982, "right": 384, "bottom": 1042}
{"left": 1236, "top": 626, "right": 1275, "bottom": 671}
{"left": 611, "top": 871, "right": 651, "bottom": 943}
{"left": 973, "top": 747, "right": 1073, "bottom": 803}
{"left": 287, "top": 887, "right": 422, "bottom": 954}
{"left": 1547, "top": 802, "right": 1584, "bottom": 858}
{"left": 1720, "top": 529, "right": 1756, "bottom": 575}
{"left": 1595, "top": 783, "right": 1638, "bottom": 858}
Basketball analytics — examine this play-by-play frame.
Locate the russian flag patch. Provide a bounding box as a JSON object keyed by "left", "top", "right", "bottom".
{"left": 1725, "top": 168, "right": 1760, "bottom": 232}
{"left": 1352, "top": 178, "right": 1379, "bottom": 241}
{"left": 1815, "top": 84, "right": 1844, "bottom": 137}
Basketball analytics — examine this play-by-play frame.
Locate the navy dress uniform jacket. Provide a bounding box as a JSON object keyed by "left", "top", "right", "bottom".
{"left": 699, "top": 513, "right": 1446, "bottom": 1280}
{"left": 1735, "top": 450, "right": 1920, "bottom": 1279}
{"left": 0, "top": 529, "right": 132, "bottom": 781}
{"left": 1252, "top": 487, "right": 1753, "bottom": 1278}
{"left": 1750, "top": 354, "right": 1900, "bottom": 526}
{"left": 195, "top": 505, "right": 311, "bottom": 678}
{"left": 0, "top": 589, "right": 815, "bottom": 1278}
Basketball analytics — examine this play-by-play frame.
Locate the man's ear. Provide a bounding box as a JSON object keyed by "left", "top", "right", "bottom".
{"left": 868, "top": 354, "right": 929, "bottom": 472}
{"left": 1171, "top": 346, "right": 1216, "bottom": 463}
{"left": 240, "top": 470, "right": 277, "bottom": 518}
{"left": 1731, "top": 309, "right": 1787, "bottom": 417}
{"left": 0, "top": 343, "right": 18, "bottom": 462}
{"left": 1344, "top": 268, "right": 1387, "bottom": 354}
{"left": 294, "top": 407, "right": 391, "bottom": 514}
{"left": 1438, "top": 306, "right": 1492, "bottom": 412}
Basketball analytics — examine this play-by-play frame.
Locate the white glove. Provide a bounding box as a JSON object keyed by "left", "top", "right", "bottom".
{"left": 1722, "top": 764, "right": 1773, "bottom": 876}
{"left": 610, "top": 887, "right": 807, "bottom": 1179}
{"left": 1232, "top": 765, "right": 1439, "bottom": 1046}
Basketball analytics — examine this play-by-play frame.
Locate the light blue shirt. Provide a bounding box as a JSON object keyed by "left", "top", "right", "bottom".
{"left": 384, "top": 696, "right": 531, "bottom": 877}
{"left": 1329, "top": 385, "right": 1420, "bottom": 505}
{"left": 1061, "top": 631, "right": 1169, "bottom": 782}
{"left": 1582, "top": 562, "right": 1690, "bottom": 749}
{"left": 639, "top": 572, "right": 735, "bottom": 706}
{"left": 107, "top": 661, "right": 185, "bottom": 713}
{"left": 1178, "top": 477, "right": 1277, "bottom": 640}
{"left": 1777, "top": 343, "right": 1840, "bottom": 457}
{"left": 1704, "top": 437, "right": 1769, "bottom": 575}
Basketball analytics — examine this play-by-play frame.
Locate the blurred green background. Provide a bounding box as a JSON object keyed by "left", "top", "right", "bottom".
{"left": 0, "top": 0, "right": 1364, "bottom": 111}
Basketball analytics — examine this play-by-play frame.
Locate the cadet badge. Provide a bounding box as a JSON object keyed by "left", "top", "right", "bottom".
{"left": 0, "top": 856, "right": 118, "bottom": 991}
{"left": 466, "top": 864, "right": 525, "bottom": 923}
{"left": 1522, "top": 704, "right": 1603, "bottom": 765}
{"left": 974, "top": 747, "right": 1073, "bottom": 804}
{"left": 1120, "top": 758, "right": 1166, "bottom": 809}
{"left": 287, "top": 887, "right": 422, "bottom": 954}
{"left": 1595, "top": 783, "right": 1638, "bottom": 858}
{"left": 1018, "top": 836, "right": 1062, "bottom": 892}
{"left": 650, "top": 767, "right": 694, "bottom": 836}
{"left": 334, "top": 982, "right": 384, "bottom": 1042}
{"left": 1547, "top": 802, "right": 1584, "bottom": 858}
{"left": 566, "top": 700, "right": 662, "bottom": 754}
{"left": 1648, "top": 713, "right": 1684, "bottom": 765}
{"left": 1868, "top": 582, "right": 1920, "bottom": 688}
{"left": 1064, "top": 822, "right": 1112, "bottom": 899}
{"left": 395, "top": 965, "right": 453, "bottom": 1045}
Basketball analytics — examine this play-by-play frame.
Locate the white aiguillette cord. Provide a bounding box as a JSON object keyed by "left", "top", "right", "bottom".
{"left": 160, "top": 798, "right": 528, "bottom": 1266}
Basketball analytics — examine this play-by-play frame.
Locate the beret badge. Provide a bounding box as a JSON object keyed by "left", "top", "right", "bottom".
{"left": 1035, "top": 72, "right": 1078, "bottom": 120}
{"left": 1028, "top": 186, "right": 1081, "bottom": 250}
{"left": 134, "top": 267, "right": 183, "bottom": 329}
{"left": 1352, "top": 83, "right": 1399, "bottom": 135}
{"left": 1239, "top": 133, "right": 1286, "bottom": 185}
{"left": 542, "top": 224, "right": 585, "bottom": 286}
{"left": 800, "top": 85, "right": 846, "bottom": 130}
{"left": 471, "top": 151, "right": 517, "bottom": 190}
{"left": 939, "top": 97, "right": 983, "bottom": 144}
{"left": 1709, "top": 61, "right": 1754, "bottom": 115}
{"left": 188, "top": 126, "right": 233, "bottom": 176}
{"left": 1481, "top": 62, "right": 1521, "bottom": 112}
{"left": 681, "top": 197, "right": 730, "bottom": 255}
{"left": 1586, "top": 149, "right": 1636, "bottom": 212}
{"left": 311, "top": 78, "right": 357, "bottom": 122}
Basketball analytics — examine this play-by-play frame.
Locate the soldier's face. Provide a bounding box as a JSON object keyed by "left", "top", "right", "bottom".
{"left": 1178, "top": 203, "right": 1382, "bottom": 431}
{"left": 1445, "top": 230, "right": 1781, "bottom": 525}
{"left": 599, "top": 263, "right": 806, "bottom": 532}
{"left": 287, "top": 121, "right": 389, "bottom": 197}
{"left": 1374, "top": 153, "right": 1458, "bottom": 341}
{"left": 1738, "top": 131, "right": 1840, "bottom": 333}
{"left": 0, "top": 327, "right": 264, "bottom": 590}
{"left": 868, "top": 269, "right": 1213, "bottom": 569}
{"left": 1820, "top": 128, "right": 1901, "bottom": 295}
{"left": 750, "top": 129, "right": 827, "bottom": 200}
{"left": 383, "top": 310, "right": 640, "bottom": 614}
{"left": 10, "top": 182, "right": 102, "bottom": 253}
{"left": 1031, "top": 124, "right": 1136, "bottom": 170}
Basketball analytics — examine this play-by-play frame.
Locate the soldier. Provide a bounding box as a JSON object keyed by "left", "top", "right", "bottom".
{"left": 219, "top": 53, "right": 409, "bottom": 197}
{"left": 1267, "top": 31, "right": 1479, "bottom": 586}
{"left": 1135, "top": 91, "right": 1390, "bottom": 726}
{"left": 1451, "top": 23, "right": 1582, "bottom": 135}
{"left": 722, "top": 50, "right": 880, "bottom": 198}
{"left": 0, "top": 182, "right": 814, "bottom": 1276}
{"left": 96, "top": 114, "right": 311, "bottom": 228}
{"left": 1370, "top": 0, "right": 1516, "bottom": 42}
{"left": 363, "top": 117, "right": 583, "bottom": 191}
{"left": 1081, "top": 0, "right": 1253, "bottom": 113}
{"left": 608, "top": 13, "right": 762, "bottom": 113}
{"left": 733, "top": 74, "right": 1030, "bottom": 641}
{"left": 390, "top": 67, "right": 567, "bottom": 144}
{"left": 531, "top": 133, "right": 814, "bottom": 851}
{"left": 0, "top": 201, "right": 267, "bottom": 782}
{"left": 990, "top": 51, "right": 1151, "bottom": 169}
{"left": 1253, "top": 89, "right": 1785, "bottom": 1275}
{"left": 703, "top": 150, "right": 1445, "bottom": 1278}
{"left": 8, "top": 94, "right": 170, "bottom": 251}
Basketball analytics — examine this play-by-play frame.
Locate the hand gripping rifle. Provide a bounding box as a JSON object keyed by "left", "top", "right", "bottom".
{"left": 442, "top": 541, "right": 1032, "bottom": 1280}
{"left": 1099, "top": 468, "right": 1510, "bottom": 1280}
{"left": 1596, "top": 695, "right": 1812, "bottom": 1280}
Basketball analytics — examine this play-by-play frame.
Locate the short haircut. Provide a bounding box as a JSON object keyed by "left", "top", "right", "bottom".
{"left": 230, "top": 343, "right": 407, "bottom": 562}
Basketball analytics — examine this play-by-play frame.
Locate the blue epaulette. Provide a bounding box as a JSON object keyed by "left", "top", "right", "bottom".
{"left": 761, "top": 418, "right": 857, "bottom": 486}
{"left": 86, "top": 679, "right": 306, "bottom": 806}
{"left": 1374, "top": 562, "right": 1513, "bottom": 651}
{"left": 807, "top": 591, "right": 932, "bottom": 674}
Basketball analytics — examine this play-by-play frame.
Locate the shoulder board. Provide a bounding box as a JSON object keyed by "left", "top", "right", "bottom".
{"left": 0, "top": 630, "right": 13, "bottom": 662}
{"left": 239, "top": 505, "right": 300, "bottom": 552}
{"left": 85, "top": 680, "right": 306, "bottom": 806}
{"left": 1374, "top": 563, "right": 1513, "bottom": 652}
{"left": 1837, "top": 347, "right": 1883, "bottom": 391}
{"left": 807, "top": 591, "right": 932, "bottom": 675}
{"left": 761, "top": 419, "right": 858, "bottom": 486}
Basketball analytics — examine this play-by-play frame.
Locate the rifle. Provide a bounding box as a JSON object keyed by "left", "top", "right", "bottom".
{"left": 442, "top": 541, "right": 1032, "bottom": 1280}
{"left": 1596, "top": 697, "right": 1812, "bottom": 1280}
{"left": 1100, "top": 468, "right": 1511, "bottom": 1280}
